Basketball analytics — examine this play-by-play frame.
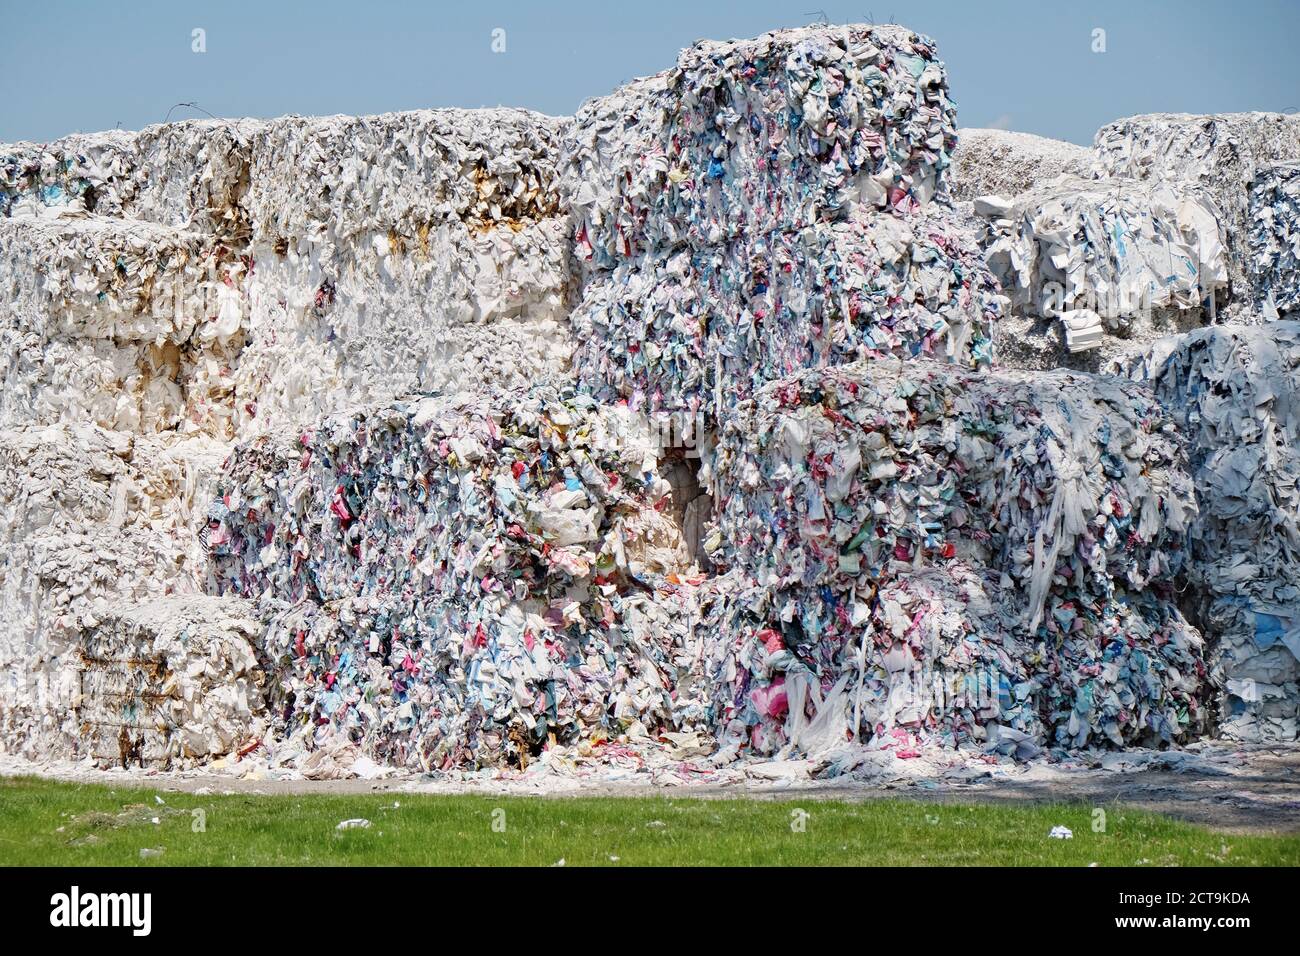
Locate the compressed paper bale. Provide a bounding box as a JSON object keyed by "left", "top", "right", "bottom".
{"left": 1248, "top": 163, "right": 1300, "bottom": 319}
{"left": 703, "top": 358, "right": 1207, "bottom": 749}
{"left": 975, "top": 174, "right": 1226, "bottom": 371}
{"left": 567, "top": 244, "right": 715, "bottom": 420}
{"left": 235, "top": 218, "right": 571, "bottom": 434}
{"left": 1093, "top": 112, "right": 1300, "bottom": 315}
{"left": 0, "top": 120, "right": 259, "bottom": 244}
{"left": 61, "top": 595, "right": 266, "bottom": 769}
{"left": 710, "top": 359, "right": 1193, "bottom": 619}
{"left": 698, "top": 564, "right": 1044, "bottom": 757}
{"left": 723, "top": 204, "right": 1000, "bottom": 377}
{"left": 571, "top": 201, "right": 1003, "bottom": 421}
{"left": 0, "top": 424, "right": 228, "bottom": 756}
{"left": 1123, "top": 323, "right": 1300, "bottom": 741}
{"left": 564, "top": 23, "right": 958, "bottom": 273}
{"left": 248, "top": 110, "right": 564, "bottom": 241}
{"left": 0, "top": 215, "right": 248, "bottom": 437}
{"left": 206, "top": 386, "right": 712, "bottom": 769}
{"left": 948, "top": 128, "right": 1093, "bottom": 202}
{"left": 562, "top": 24, "right": 1000, "bottom": 427}
{"left": 234, "top": 110, "right": 573, "bottom": 436}
{"left": 977, "top": 174, "right": 1227, "bottom": 320}
{"left": 207, "top": 386, "right": 694, "bottom": 604}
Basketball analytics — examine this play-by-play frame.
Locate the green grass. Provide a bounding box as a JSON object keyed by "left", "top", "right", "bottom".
{"left": 1, "top": 775, "right": 1297, "bottom": 866}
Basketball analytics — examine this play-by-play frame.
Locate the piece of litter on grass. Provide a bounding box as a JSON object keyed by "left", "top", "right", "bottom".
{"left": 139, "top": 847, "right": 164, "bottom": 859}
{"left": 335, "top": 818, "right": 372, "bottom": 831}
{"left": 551, "top": 858, "right": 566, "bottom": 867}
{"left": 1049, "top": 826, "right": 1073, "bottom": 839}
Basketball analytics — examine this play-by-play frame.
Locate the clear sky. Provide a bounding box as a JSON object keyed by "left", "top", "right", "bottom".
{"left": 3, "top": 0, "right": 1298, "bottom": 146}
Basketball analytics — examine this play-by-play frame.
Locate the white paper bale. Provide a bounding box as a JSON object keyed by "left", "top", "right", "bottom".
{"left": 1, "top": 120, "right": 259, "bottom": 244}
{"left": 204, "top": 385, "right": 707, "bottom": 770}
{"left": 571, "top": 184, "right": 1003, "bottom": 422}
{"left": 0, "top": 214, "right": 247, "bottom": 437}
{"left": 0, "top": 424, "right": 226, "bottom": 756}
{"left": 234, "top": 110, "right": 573, "bottom": 436}
{"left": 59, "top": 595, "right": 266, "bottom": 769}
{"left": 1093, "top": 112, "right": 1300, "bottom": 315}
{"left": 949, "top": 128, "right": 1093, "bottom": 202}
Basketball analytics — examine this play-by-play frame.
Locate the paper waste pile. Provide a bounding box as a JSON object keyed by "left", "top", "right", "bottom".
{"left": 1124, "top": 324, "right": 1300, "bottom": 741}
{"left": 1249, "top": 163, "right": 1300, "bottom": 320}
{"left": 206, "top": 386, "right": 711, "bottom": 770}
{"left": 3, "top": 22, "right": 1300, "bottom": 777}
{"left": 698, "top": 359, "right": 1207, "bottom": 755}
{"left": 563, "top": 24, "right": 1002, "bottom": 424}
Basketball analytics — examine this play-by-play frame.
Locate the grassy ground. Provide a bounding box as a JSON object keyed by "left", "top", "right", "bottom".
{"left": 2, "top": 775, "right": 1298, "bottom": 866}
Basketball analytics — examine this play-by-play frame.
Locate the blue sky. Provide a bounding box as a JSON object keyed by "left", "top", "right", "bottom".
{"left": 3, "top": 0, "right": 1297, "bottom": 145}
